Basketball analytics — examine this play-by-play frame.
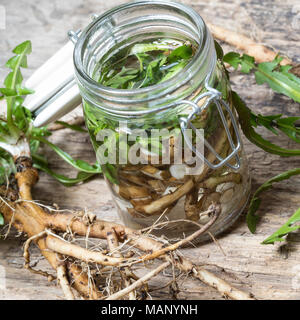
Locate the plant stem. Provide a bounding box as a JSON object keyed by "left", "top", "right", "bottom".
{"left": 6, "top": 97, "right": 20, "bottom": 139}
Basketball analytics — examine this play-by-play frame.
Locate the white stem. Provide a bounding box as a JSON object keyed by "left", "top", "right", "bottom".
{"left": 0, "top": 137, "right": 31, "bottom": 159}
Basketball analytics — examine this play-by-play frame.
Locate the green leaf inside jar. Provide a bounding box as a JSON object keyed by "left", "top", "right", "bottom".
{"left": 96, "top": 39, "right": 195, "bottom": 89}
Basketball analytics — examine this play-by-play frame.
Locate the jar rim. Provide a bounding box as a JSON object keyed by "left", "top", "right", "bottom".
{"left": 74, "top": 0, "right": 215, "bottom": 105}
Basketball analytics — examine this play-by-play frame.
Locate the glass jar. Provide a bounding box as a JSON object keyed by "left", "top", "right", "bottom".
{"left": 72, "top": 0, "right": 251, "bottom": 243}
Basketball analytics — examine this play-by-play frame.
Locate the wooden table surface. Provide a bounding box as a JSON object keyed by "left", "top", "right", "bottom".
{"left": 0, "top": 0, "right": 300, "bottom": 300}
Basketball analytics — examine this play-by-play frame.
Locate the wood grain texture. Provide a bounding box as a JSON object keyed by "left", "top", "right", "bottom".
{"left": 0, "top": 0, "right": 300, "bottom": 300}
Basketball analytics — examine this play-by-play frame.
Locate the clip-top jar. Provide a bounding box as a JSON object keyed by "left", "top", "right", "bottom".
{"left": 71, "top": 0, "right": 251, "bottom": 243}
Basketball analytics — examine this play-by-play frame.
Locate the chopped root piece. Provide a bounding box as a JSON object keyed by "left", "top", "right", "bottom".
{"left": 134, "top": 179, "right": 194, "bottom": 215}
{"left": 147, "top": 179, "right": 166, "bottom": 194}
{"left": 119, "top": 172, "right": 150, "bottom": 188}
{"left": 198, "top": 173, "right": 242, "bottom": 190}
{"left": 169, "top": 164, "right": 188, "bottom": 180}
{"left": 114, "top": 183, "right": 151, "bottom": 200}
{"left": 130, "top": 197, "right": 153, "bottom": 207}
{"left": 140, "top": 165, "right": 171, "bottom": 180}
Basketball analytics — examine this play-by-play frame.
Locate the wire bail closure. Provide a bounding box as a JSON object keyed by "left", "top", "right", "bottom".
{"left": 68, "top": 29, "right": 81, "bottom": 44}
{"left": 68, "top": 13, "right": 100, "bottom": 44}
{"left": 179, "top": 75, "right": 241, "bottom": 170}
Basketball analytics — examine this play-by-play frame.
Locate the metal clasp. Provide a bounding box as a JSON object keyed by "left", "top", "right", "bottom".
{"left": 67, "top": 29, "right": 81, "bottom": 44}
{"left": 179, "top": 75, "right": 241, "bottom": 171}
{"left": 68, "top": 13, "right": 99, "bottom": 44}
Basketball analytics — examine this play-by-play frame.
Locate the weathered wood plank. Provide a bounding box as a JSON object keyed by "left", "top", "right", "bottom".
{"left": 0, "top": 0, "right": 299, "bottom": 300}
